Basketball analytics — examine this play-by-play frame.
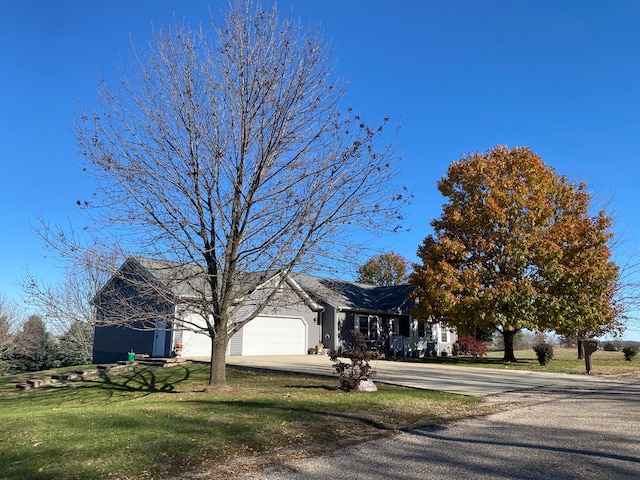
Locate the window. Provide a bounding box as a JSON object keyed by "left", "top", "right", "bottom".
{"left": 358, "top": 315, "right": 380, "bottom": 341}
{"left": 387, "top": 317, "right": 399, "bottom": 336}
{"left": 441, "top": 329, "right": 448, "bottom": 343}
{"left": 418, "top": 322, "right": 433, "bottom": 341}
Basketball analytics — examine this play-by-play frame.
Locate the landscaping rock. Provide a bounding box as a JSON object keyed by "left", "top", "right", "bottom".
{"left": 357, "top": 379, "right": 378, "bottom": 392}
{"left": 26, "top": 378, "right": 51, "bottom": 388}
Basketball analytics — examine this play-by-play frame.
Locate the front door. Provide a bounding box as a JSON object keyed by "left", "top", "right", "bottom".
{"left": 153, "top": 320, "right": 166, "bottom": 357}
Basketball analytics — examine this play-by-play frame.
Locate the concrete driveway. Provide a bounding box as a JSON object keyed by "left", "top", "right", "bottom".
{"left": 212, "top": 355, "right": 640, "bottom": 479}
{"left": 223, "top": 354, "right": 603, "bottom": 396}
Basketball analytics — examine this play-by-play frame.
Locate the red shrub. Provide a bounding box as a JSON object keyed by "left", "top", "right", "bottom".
{"left": 455, "top": 336, "right": 488, "bottom": 357}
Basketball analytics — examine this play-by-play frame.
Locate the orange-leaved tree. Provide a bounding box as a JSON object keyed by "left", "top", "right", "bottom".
{"left": 410, "top": 145, "right": 621, "bottom": 362}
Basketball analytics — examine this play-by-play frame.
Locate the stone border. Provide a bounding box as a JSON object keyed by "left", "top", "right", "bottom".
{"left": 15, "top": 357, "right": 188, "bottom": 390}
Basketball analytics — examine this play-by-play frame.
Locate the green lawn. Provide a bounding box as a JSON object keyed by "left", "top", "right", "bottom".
{"left": 413, "top": 347, "right": 640, "bottom": 375}
{"left": 2, "top": 348, "right": 637, "bottom": 479}
{"left": 0, "top": 364, "right": 483, "bottom": 480}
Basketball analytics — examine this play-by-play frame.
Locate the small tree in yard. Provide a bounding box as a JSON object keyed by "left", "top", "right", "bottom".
{"left": 622, "top": 346, "right": 638, "bottom": 361}
{"left": 39, "top": 0, "right": 404, "bottom": 390}
{"left": 56, "top": 321, "right": 94, "bottom": 366}
{"left": 329, "top": 331, "right": 376, "bottom": 391}
{"left": 533, "top": 342, "right": 554, "bottom": 366}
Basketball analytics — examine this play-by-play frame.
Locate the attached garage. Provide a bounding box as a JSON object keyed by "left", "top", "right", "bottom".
{"left": 231, "top": 316, "right": 308, "bottom": 356}
{"left": 93, "top": 258, "right": 323, "bottom": 362}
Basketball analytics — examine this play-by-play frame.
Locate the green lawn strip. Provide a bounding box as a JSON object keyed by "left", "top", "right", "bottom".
{"left": 0, "top": 365, "right": 479, "bottom": 480}
{"left": 413, "top": 348, "right": 640, "bottom": 375}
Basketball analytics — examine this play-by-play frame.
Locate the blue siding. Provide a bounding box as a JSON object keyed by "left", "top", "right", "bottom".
{"left": 92, "top": 323, "right": 155, "bottom": 363}
{"left": 93, "top": 265, "right": 174, "bottom": 362}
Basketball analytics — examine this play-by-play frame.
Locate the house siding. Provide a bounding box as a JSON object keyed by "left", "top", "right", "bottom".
{"left": 92, "top": 270, "right": 174, "bottom": 363}
{"left": 93, "top": 323, "right": 156, "bottom": 363}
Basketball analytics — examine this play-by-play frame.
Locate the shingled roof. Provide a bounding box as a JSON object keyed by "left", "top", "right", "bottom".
{"left": 293, "top": 273, "right": 414, "bottom": 314}
{"left": 100, "top": 258, "right": 412, "bottom": 315}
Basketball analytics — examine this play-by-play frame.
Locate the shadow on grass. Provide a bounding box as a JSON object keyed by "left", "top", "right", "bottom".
{"left": 282, "top": 384, "right": 337, "bottom": 391}
{"left": 92, "top": 365, "right": 192, "bottom": 394}
{"left": 3, "top": 394, "right": 366, "bottom": 480}
{"left": 188, "top": 397, "right": 393, "bottom": 431}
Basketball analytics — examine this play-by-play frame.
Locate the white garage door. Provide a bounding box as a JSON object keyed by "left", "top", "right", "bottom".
{"left": 180, "top": 313, "right": 213, "bottom": 358}
{"left": 241, "top": 316, "right": 307, "bottom": 355}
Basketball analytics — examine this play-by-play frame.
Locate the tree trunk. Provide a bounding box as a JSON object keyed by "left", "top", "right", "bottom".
{"left": 204, "top": 331, "right": 228, "bottom": 392}
{"left": 502, "top": 329, "right": 519, "bottom": 363}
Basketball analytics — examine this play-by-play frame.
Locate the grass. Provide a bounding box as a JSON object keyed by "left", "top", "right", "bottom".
{"left": 412, "top": 347, "right": 640, "bottom": 375}
{"left": 0, "top": 364, "right": 484, "bottom": 480}
{"left": 2, "top": 348, "right": 636, "bottom": 479}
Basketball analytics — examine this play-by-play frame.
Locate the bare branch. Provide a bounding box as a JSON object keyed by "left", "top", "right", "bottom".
{"left": 39, "top": 0, "right": 405, "bottom": 388}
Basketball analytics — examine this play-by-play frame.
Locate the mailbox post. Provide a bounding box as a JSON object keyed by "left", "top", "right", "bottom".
{"left": 581, "top": 339, "right": 599, "bottom": 374}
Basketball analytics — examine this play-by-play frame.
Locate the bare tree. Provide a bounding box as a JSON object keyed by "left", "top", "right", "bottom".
{"left": 43, "top": 0, "right": 405, "bottom": 389}
{"left": 21, "top": 248, "right": 119, "bottom": 362}
{"left": 0, "top": 294, "right": 24, "bottom": 363}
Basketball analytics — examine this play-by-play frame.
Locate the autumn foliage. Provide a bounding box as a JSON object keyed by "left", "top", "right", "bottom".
{"left": 454, "top": 336, "right": 488, "bottom": 357}
{"left": 410, "top": 145, "right": 621, "bottom": 362}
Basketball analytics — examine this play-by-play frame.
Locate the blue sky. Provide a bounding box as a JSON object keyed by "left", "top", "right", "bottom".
{"left": 1, "top": 1, "right": 639, "bottom": 337}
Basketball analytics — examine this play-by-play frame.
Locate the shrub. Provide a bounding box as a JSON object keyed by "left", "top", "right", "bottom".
{"left": 603, "top": 341, "right": 618, "bottom": 352}
{"left": 329, "top": 330, "right": 374, "bottom": 391}
{"left": 533, "top": 342, "right": 554, "bottom": 366}
{"left": 622, "top": 346, "right": 638, "bottom": 361}
{"left": 454, "top": 336, "right": 488, "bottom": 357}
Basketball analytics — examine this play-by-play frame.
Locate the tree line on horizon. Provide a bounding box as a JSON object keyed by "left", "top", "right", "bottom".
{"left": 0, "top": 298, "right": 92, "bottom": 375}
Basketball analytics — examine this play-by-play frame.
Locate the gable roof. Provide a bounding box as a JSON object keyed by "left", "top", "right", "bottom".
{"left": 98, "top": 257, "right": 323, "bottom": 312}
{"left": 97, "top": 257, "right": 412, "bottom": 315}
{"left": 294, "top": 273, "right": 414, "bottom": 315}
{"left": 133, "top": 257, "right": 207, "bottom": 300}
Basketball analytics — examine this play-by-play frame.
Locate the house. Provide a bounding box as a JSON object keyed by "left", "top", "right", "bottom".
{"left": 91, "top": 257, "right": 456, "bottom": 363}
{"left": 294, "top": 274, "right": 456, "bottom": 358}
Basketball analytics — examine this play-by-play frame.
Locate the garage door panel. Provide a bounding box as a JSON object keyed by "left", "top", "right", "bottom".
{"left": 241, "top": 316, "right": 306, "bottom": 355}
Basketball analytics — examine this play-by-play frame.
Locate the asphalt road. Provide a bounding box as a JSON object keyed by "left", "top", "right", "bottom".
{"left": 237, "top": 376, "right": 640, "bottom": 479}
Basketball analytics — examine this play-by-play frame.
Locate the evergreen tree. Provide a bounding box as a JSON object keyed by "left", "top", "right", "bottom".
{"left": 8, "top": 315, "right": 58, "bottom": 373}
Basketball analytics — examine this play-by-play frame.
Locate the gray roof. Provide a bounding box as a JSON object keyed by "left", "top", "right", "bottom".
{"left": 134, "top": 257, "right": 208, "bottom": 299}
{"left": 133, "top": 257, "right": 281, "bottom": 299}
{"left": 293, "top": 273, "right": 415, "bottom": 315}
{"left": 109, "top": 258, "right": 412, "bottom": 315}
